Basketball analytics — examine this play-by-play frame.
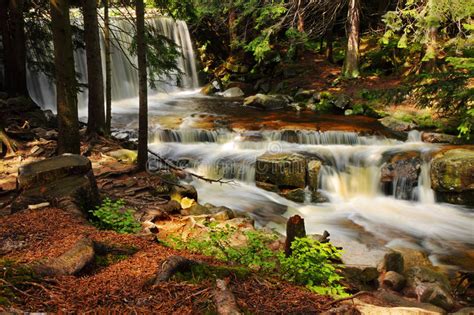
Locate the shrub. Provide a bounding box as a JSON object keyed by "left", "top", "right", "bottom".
{"left": 165, "top": 224, "right": 347, "bottom": 297}
{"left": 278, "top": 237, "right": 348, "bottom": 297}
{"left": 89, "top": 198, "right": 141, "bottom": 234}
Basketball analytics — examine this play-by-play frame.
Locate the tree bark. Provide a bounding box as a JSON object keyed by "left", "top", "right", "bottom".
{"left": 0, "top": 0, "right": 28, "bottom": 96}
{"left": 104, "top": 0, "right": 112, "bottom": 134}
{"left": 84, "top": 0, "right": 105, "bottom": 135}
{"left": 136, "top": 0, "right": 148, "bottom": 170}
{"left": 343, "top": 0, "right": 360, "bottom": 78}
{"left": 214, "top": 279, "right": 242, "bottom": 315}
{"left": 285, "top": 215, "right": 306, "bottom": 257}
{"left": 50, "top": 0, "right": 80, "bottom": 154}
{"left": 325, "top": 27, "right": 334, "bottom": 63}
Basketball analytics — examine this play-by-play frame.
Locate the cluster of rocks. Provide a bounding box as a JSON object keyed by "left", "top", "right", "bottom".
{"left": 254, "top": 152, "right": 324, "bottom": 203}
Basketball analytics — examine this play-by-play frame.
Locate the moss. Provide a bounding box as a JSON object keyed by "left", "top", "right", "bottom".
{"left": 173, "top": 264, "right": 251, "bottom": 284}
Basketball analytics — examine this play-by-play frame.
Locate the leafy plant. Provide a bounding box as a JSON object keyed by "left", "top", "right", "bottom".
{"left": 89, "top": 198, "right": 141, "bottom": 234}
{"left": 165, "top": 224, "right": 347, "bottom": 297}
{"left": 278, "top": 237, "right": 348, "bottom": 297}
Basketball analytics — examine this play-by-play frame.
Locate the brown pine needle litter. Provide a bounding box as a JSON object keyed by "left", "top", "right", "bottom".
{"left": 0, "top": 207, "right": 333, "bottom": 313}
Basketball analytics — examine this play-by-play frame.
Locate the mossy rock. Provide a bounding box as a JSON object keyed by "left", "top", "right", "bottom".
{"left": 430, "top": 149, "right": 474, "bottom": 205}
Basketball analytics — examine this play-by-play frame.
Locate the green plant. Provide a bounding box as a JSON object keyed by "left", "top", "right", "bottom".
{"left": 278, "top": 237, "right": 348, "bottom": 297}
{"left": 89, "top": 198, "right": 141, "bottom": 234}
{"left": 165, "top": 225, "right": 347, "bottom": 297}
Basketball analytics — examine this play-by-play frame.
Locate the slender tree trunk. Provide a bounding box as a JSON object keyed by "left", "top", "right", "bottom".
{"left": 0, "top": 0, "right": 12, "bottom": 94}
{"left": 296, "top": 0, "right": 304, "bottom": 33}
{"left": 50, "top": 0, "right": 80, "bottom": 154}
{"left": 228, "top": 4, "right": 236, "bottom": 52}
{"left": 136, "top": 0, "right": 148, "bottom": 170}
{"left": 343, "top": 0, "right": 360, "bottom": 78}
{"left": 325, "top": 27, "right": 334, "bottom": 63}
{"left": 104, "top": 0, "right": 112, "bottom": 134}
{"left": 1, "top": 0, "right": 27, "bottom": 96}
{"left": 84, "top": 0, "right": 105, "bottom": 135}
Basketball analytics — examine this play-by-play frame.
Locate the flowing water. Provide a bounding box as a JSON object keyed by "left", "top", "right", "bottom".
{"left": 27, "top": 16, "right": 474, "bottom": 270}
{"left": 26, "top": 16, "right": 199, "bottom": 113}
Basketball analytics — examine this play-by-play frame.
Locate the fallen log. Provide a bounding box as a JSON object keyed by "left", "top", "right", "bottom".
{"left": 34, "top": 237, "right": 95, "bottom": 276}
{"left": 214, "top": 278, "right": 242, "bottom": 315}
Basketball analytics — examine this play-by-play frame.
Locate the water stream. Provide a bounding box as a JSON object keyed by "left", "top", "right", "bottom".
{"left": 27, "top": 16, "right": 473, "bottom": 270}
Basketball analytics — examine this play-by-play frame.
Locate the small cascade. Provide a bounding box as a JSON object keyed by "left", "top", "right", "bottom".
{"left": 26, "top": 16, "right": 199, "bottom": 112}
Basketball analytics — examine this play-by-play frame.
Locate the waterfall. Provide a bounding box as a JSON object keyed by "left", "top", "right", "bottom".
{"left": 26, "top": 16, "right": 199, "bottom": 112}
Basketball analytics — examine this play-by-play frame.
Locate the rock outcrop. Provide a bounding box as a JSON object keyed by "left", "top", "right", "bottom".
{"left": 256, "top": 153, "right": 307, "bottom": 189}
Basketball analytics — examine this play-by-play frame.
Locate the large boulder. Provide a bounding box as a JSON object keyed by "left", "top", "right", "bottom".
{"left": 13, "top": 154, "right": 99, "bottom": 215}
{"left": 255, "top": 153, "right": 306, "bottom": 189}
{"left": 243, "top": 94, "right": 291, "bottom": 110}
{"left": 404, "top": 266, "right": 454, "bottom": 311}
{"left": 430, "top": 149, "right": 474, "bottom": 206}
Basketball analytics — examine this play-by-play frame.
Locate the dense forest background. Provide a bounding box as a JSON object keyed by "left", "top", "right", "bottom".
{"left": 0, "top": 0, "right": 473, "bottom": 161}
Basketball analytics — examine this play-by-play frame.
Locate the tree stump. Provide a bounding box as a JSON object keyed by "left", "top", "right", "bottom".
{"left": 285, "top": 215, "right": 306, "bottom": 257}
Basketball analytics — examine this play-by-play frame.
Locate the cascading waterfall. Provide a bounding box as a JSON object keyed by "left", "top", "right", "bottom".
{"left": 26, "top": 16, "right": 199, "bottom": 112}
{"left": 149, "top": 127, "right": 474, "bottom": 264}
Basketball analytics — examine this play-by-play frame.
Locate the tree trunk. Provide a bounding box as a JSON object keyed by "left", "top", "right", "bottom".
{"left": 285, "top": 215, "right": 306, "bottom": 257}
{"left": 0, "top": 0, "right": 28, "bottom": 96}
{"left": 325, "top": 27, "right": 334, "bottom": 63}
{"left": 104, "top": 0, "right": 112, "bottom": 134}
{"left": 296, "top": 0, "right": 304, "bottom": 33}
{"left": 84, "top": 0, "right": 105, "bottom": 135}
{"left": 136, "top": 0, "right": 148, "bottom": 170}
{"left": 50, "top": 0, "right": 80, "bottom": 154}
{"left": 343, "top": 0, "right": 360, "bottom": 78}
{"left": 228, "top": 6, "right": 237, "bottom": 50}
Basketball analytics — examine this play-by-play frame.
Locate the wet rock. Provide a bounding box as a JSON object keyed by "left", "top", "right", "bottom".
{"left": 243, "top": 94, "right": 291, "bottom": 110}
{"left": 240, "top": 131, "right": 265, "bottom": 142}
{"left": 170, "top": 184, "right": 198, "bottom": 202}
{"left": 453, "top": 307, "right": 474, "bottom": 314}
{"left": 255, "top": 181, "right": 279, "bottom": 192}
{"left": 31, "top": 127, "right": 58, "bottom": 140}
{"left": 404, "top": 266, "right": 454, "bottom": 311}
{"left": 212, "top": 209, "right": 235, "bottom": 221}
{"left": 220, "top": 87, "right": 244, "bottom": 98}
{"left": 379, "top": 251, "right": 404, "bottom": 274}
{"left": 343, "top": 266, "right": 380, "bottom": 291}
{"left": 381, "top": 152, "right": 421, "bottom": 200}
{"left": 187, "top": 203, "right": 211, "bottom": 215}
{"left": 307, "top": 160, "right": 322, "bottom": 192}
{"left": 431, "top": 149, "right": 474, "bottom": 206}
{"left": 422, "top": 132, "right": 463, "bottom": 144}
{"left": 280, "top": 129, "right": 299, "bottom": 143}
{"left": 311, "top": 191, "right": 329, "bottom": 203}
{"left": 255, "top": 153, "right": 307, "bottom": 188}
{"left": 380, "top": 116, "right": 417, "bottom": 132}
{"left": 279, "top": 188, "right": 305, "bottom": 203}
{"left": 334, "top": 94, "right": 352, "bottom": 110}
{"left": 382, "top": 271, "right": 406, "bottom": 291}
{"left": 226, "top": 82, "right": 254, "bottom": 96}
{"left": 393, "top": 247, "right": 434, "bottom": 271}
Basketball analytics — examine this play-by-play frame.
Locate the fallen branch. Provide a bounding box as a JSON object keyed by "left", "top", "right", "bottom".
{"left": 322, "top": 291, "right": 373, "bottom": 309}
{"left": 147, "top": 149, "right": 234, "bottom": 185}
